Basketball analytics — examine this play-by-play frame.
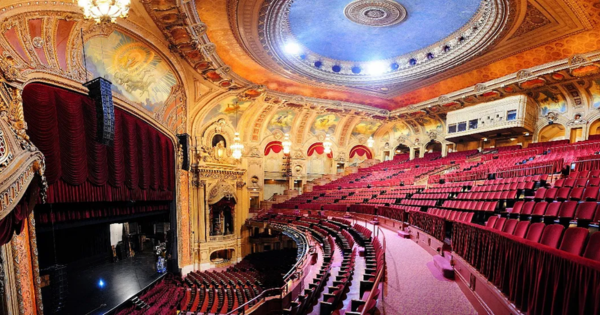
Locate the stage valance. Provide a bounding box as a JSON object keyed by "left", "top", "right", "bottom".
{"left": 22, "top": 83, "right": 175, "bottom": 205}
{"left": 264, "top": 141, "right": 283, "bottom": 156}
{"left": 307, "top": 142, "right": 333, "bottom": 158}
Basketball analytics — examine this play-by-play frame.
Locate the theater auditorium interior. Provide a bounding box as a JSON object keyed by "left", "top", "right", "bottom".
{"left": 3, "top": 0, "right": 600, "bottom": 315}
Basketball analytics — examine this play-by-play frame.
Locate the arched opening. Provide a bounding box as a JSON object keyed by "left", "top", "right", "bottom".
{"left": 395, "top": 143, "right": 410, "bottom": 154}
{"left": 210, "top": 198, "right": 236, "bottom": 236}
{"left": 212, "top": 134, "right": 227, "bottom": 147}
{"left": 349, "top": 145, "right": 372, "bottom": 166}
{"left": 426, "top": 140, "right": 442, "bottom": 153}
{"left": 589, "top": 119, "right": 600, "bottom": 136}
{"left": 210, "top": 249, "right": 234, "bottom": 264}
{"left": 538, "top": 124, "right": 566, "bottom": 143}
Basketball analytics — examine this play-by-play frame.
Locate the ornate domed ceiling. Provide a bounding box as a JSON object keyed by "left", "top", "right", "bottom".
{"left": 197, "top": 0, "right": 598, "bottom": 110}
{"left": 287, "top": 0, "right": 481, "bottom": 61}
{"left": 246, "top": 0, "right": 510, "bottom": 95}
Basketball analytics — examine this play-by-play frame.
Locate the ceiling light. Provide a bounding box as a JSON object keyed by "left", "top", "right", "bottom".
{"left": 482, "top": 138, "right": 488, "bottom": 141}
{"left": 510, "top": 138, "right": 516, "bottom": 141}
{"left": 524, "top": 132, "right": 530, "bottom": 136}
{"left": 284, "top": 42, "right": 302, "bottom": 55}
{"left": 366, "top": 62, "right": 388, "bottom": 75}
{"left": 78, "top": 0, "right": 130, "bottom": 23}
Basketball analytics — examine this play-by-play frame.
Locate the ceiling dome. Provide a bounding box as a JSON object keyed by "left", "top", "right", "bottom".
{"left": 288, "top": 0, "right": 481, "bottom": 62}
{"left": 236, "top": 0, "right": 511, "bottom": 97}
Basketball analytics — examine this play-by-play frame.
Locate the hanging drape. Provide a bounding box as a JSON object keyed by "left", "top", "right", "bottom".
{"left": 0, "top": 177, "right": 40, "bottom": 245}
{"left": 408, "top": 211, "right": 445, "bottom": 241}
{"left": 264, "top": 141, "right": 283, "bottom": 156}
{"left": 349, "top": 145, "right": 372, "bottom": 159}
{"left": 452, "top": 222, "right": 600, "bottom": 315}
{"left": 307, "top": 142, "right": 333, "bottom": 159}
{"left": 22, "top": 83, "right": 174, "bottom": 206}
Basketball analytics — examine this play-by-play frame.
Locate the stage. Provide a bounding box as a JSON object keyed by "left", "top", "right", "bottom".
{"left": 63, "top": 251, "right": 163, "bottom": 315}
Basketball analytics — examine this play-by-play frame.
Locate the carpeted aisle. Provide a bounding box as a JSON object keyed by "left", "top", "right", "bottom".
{"left": 357, "top": 222, "right": 477, "bottom": 315}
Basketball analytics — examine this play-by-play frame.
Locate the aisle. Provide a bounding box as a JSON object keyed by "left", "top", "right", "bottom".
{"left": 357, "top": 222, "right": 477, "bottom": 315}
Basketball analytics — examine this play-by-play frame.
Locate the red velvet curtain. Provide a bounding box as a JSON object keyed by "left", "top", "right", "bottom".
{"left": 452, "top": 222, "right": 600, "bottom": 315}
{"left": 349, "top": 145, "right": 372, "bottom": 159}
{"left": 0, "top": 177, "right": 40, "bottom": 245}
{"left": 264, "top": 141, "right": 283, "bottom": 156}
{"left": 22, "top": 83, "right": 174, "bottom": 211}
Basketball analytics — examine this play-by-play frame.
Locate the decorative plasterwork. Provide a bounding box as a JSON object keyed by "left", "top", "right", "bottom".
{"left": 245, "top": 0, "right": 512, "bottom": 96}
{"left": 343, "top": 0, "right": 407, "bottom": 27}
{"left": 509, "top": 2, "right": 551, "bottom": 38}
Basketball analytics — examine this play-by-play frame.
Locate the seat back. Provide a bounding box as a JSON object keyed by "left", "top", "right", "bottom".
{"left": 521, "top": 201, "right": 536, "bottom": 215}
{"left": 545, "top": 202, "right": 561, "bottom": 217}
{"left": 486, "top": 216, "right": 498, "bottom": 228}
{"left": 583, "top": 232, "right": 600, "bottom": 261}
{"left": 525, "top": 222, "right": 545, "bottom": 242}
{"left": 532, "top": 202, "right": 548, "bottom": 216}
{"left": 502, "top": 219, "right": 518, "bottom": 234}
{"left": 511, "top": 201, "right": 524, "bottom": 214}
{"left": 575, "top": 202, "right": 598, "bottom": 221}
{"left": 493, "top": 217, "right": 507, "bottom": 230}
{"left": 559, "top": 227, "right": 589, "bottom": 256}
{"left": 558, "top": 201, "right": 578, "bottom": 219}
{"left": 539, "top": 224, "right": 565, "bottom": 249}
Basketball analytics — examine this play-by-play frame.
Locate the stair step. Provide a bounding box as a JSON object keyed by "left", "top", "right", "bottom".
{"left": 433, "top": 254, "right": 455, "bottom": 279}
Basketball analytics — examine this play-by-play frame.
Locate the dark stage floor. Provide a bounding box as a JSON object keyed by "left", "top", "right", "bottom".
{"left": 63, "top": 251, "right": 162, "bottom": 315}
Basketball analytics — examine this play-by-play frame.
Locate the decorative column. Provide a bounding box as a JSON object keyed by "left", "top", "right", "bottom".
{"left": 409, "top": 147, "right": 415, "bottom": 160}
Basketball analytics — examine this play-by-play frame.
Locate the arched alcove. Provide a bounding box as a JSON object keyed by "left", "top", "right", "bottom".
{"left": 210, "top": 249, "right": 235, "bottom": 263}
{"left": 395, "top": 143, "right": 411, "bottom": 154}
{"left": 425, "top": 140, "right": 442, "bottom": 153}
{"left": 538, "top": 124, "right": 566, "bottom": 143}
{"left": 589, "top": 119, "right": 600, "bottom": 136}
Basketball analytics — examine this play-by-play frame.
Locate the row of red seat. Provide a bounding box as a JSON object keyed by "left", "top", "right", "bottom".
{"left": 486, "top": 217, "right": 600, "bottom": 260}
{"left": 508, "top": 200, "right": 600, "bottom": 223}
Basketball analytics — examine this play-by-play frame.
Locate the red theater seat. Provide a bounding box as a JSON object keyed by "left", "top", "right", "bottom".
{"left": 559, "top": 227, "right": 589, "bottom": 256}
{"left": 575, "top": 202, "right": 597, "bottom": 221}
{"left": 534, "top": 188, "right": 547, "bottom": 201}
{"left": 568, "top": 187, "right": 584, "bottom": 201}
{"left": 486, "top": 216, "right": 498, "bottom": 228}
{"left": 558, "top": 201, "right": 578, "bottom": 220}
{"left": 531, "top": 202, "right": 548, "bottom": 217}
{"left": 502, "top": 219, "right": 518, "bottom": 234}
{"left": 493, "top": 217, "right": 507, "bottom": 231}
{"left": 588, "top": 178, "right": 600, "bottom": 187}
{"left": 583, "top": 232, "right": 600, "bottom": 261}
{"left": 539, "top": 224, "right": 565, "bottom": 249}
{"left": 544, "top": 202, "right": 561, "bottom": 219}
{"left": 525, "top": 223, "right": 545, "bottom": 243}
{"left": 513, "top": 221, "right": 530, "bottom": 238}
{"left": 520, "top": 201, "right": 536, "bottom": 218}
{"left": 544, "top": 188, "right": 558, "bottom": 200}
{"left": 582, "top": 187, "right": 599, "bottom": 201}
{"left": 555, "top": 187, "right": 571, "bottom": 201}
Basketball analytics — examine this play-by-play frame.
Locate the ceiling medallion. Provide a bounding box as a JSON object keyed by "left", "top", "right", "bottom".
{"left": 344, "top": 0, "right": 407, "bottom": 27}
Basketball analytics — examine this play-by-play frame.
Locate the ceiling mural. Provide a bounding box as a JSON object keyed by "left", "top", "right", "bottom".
{"left": 537, "top": 90, "right": 567, "bottom": 116}
{"left": 393, "top": 122, "right": 412, "bottom": 137}
{"left": 418, "top": 116, "right": 444, "bottom": 132}
{"left": 202, "top": 96, "right": 253, "bottom": 129}
{"left": 311, "top": 114, "right": 340, "bottom": 135}
{"left": 351, "top": 121, "right": 382, "bottom": 137}
{"left": 267, "top": 109, "right": 296, "bottom": 133}
{"left": 85, "top": 30, "right": 178, "bottom": 113}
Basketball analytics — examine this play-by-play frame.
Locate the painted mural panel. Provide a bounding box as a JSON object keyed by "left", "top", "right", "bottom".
{"left": 85, "top": 31, "right": 177, "bottom": 113}
{"left": 311, "top": 114, "right": 339, "bottom": 134}
{"left": 202, "top": 96, "right": 253, "bottom": 128}
{"left": 418, "top": 117, "right": 443, "bottom": 132}
{"left": 590, "top": 79, "right": 600, "bottom": 109}
{"left": 537, "top": 90, "right": 567, "bottom": 115}
{"left": 352, "top": 121, "right": 381, "bottom": 137}
{"left": 267, "top": 110, "right": 296, "bottom": 133}
{"left": 393, "top": 122, "right": 412, "bottom": 138}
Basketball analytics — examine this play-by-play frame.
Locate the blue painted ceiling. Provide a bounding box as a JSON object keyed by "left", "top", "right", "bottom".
{"left": 288, "top": 0, "right": 482, "bottom": 62}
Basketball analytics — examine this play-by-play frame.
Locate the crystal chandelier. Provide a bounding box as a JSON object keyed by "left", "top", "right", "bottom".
{"left": 282, "top": 133, "right": 292, "bottom": 154}
{"left": 231, "top": 132, "right": 243, "bottom": 159}
{"left": 323, "top": 134, "right": 332, "bottom": 154}
{"left": 78, "top": 0, "right": 130, "bottom": 23}
{"left": 367, "top": 136, "right": 375, "bottom": 148}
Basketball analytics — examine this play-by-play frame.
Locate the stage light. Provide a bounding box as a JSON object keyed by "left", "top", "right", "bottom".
{"left": 98, "top": 279, "right": 105, "bottom": 288}
{"left": 366, "top": 62, "right": 388, "bottom": 75}
{"left": 284, "top": 42, "right": 302, "bottom": 55}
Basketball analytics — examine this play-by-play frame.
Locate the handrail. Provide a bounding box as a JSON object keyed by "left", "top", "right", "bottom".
{"left": 225, "top": 223, "right": 312, "bottom": 315}
{"left": 361, "top": 224, "right": 386, "bottom": 315}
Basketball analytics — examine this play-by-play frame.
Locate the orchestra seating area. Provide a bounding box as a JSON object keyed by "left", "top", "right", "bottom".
{"left": 268, "top": 139, "right": 600, "bottom": 314}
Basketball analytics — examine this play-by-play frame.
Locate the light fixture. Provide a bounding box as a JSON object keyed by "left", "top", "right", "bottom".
{"left": 231, "top": 102, "right": 243, "bottom": 159}
{"left": 367, "top": 136, "right": 375, "bottom": 148}
{"left": 284, "top": 41, "right": 302, "bottom": 55}
{"left": 78, "top": 0, "right": 130, "bottom": 23}
{"left": 323, "top": 134, "right": 332, "bottom": 154}
{"left": 231, "top": 132, "right": 243, "bottom": 159}
{"left": 282, "top": 133, "right": 292, "bottom": 154}
{"left": 366, "top": 61, "right": 388, "bottom": 75}
{"left": 510, "top": 138, "right": 516, "bottom": 141}
{"left": 525, "top": 132, "right": 530, "bottom": 136}
{"left": 482, "top": 138, "right": 488, "bottom": 141}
